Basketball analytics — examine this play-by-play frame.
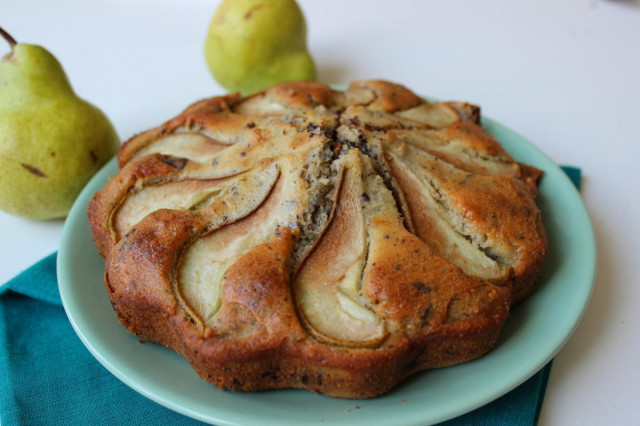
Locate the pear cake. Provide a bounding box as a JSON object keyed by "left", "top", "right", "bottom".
{"left": 88, "top": 80, "right": 548, "bottom": 399}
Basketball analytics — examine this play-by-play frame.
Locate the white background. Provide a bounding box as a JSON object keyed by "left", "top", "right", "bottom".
{"left": 2, "top": 0, "right": 639, "bottom": 424}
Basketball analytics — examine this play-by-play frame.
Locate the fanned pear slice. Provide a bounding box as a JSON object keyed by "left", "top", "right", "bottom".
{"left": 117, "top": 94, "right": 240, "bottom": 165}
{"left": 386, "top": 140, "right": 546, "bottom": 296}
{"left": 110, "top": 154, "right": 290, "bottom": 242}
{"left": 130, "top": 119, "right": 331, "bottom": 182}
{"left": 90, "top": 153, "right": 247, "bottom": 258}
{"left": 394, "top": 102, "right": 464, "bottom": 128}
{"left": 113, "top": 178, "right": 225, "bottom": 241}
{"left": 176, "top": 157, "right": 309, "bottom": 328}
{"left": 294, "top": 150, "right": 388, "bottom": 348}
{"left": 385, "top": 140, "right": 510, "bottom": 282}
{"left": 383, "top": 122, "right": 521, "bottom": 178}
{"left": 132, "top": 132, "right": 227, "bottom": 162}
{"left": 233, "top": 81, "right": 335, "bottom": 116}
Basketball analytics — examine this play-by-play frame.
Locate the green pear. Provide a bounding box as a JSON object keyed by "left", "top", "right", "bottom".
{"left": 0, "top": 28, "right": 120, "bottom": 220}
{"left": 204, "top": 0, "right": 316, "bottom": 95}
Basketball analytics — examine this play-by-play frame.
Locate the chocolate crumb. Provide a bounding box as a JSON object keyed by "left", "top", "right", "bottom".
{"left": 159, "top": 156, "right": 188, "bottom": 170}
{"left": 412, "top": 282, "right": 432, "bottom": 294}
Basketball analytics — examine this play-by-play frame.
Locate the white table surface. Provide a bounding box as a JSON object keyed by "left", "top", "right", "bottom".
{"left": 2, "top": 1, "right": 639, "bottom": 424}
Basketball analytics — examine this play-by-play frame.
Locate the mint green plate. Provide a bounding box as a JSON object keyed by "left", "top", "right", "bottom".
{"left": 58, "top": 116, "right": 596, "bottom": 426}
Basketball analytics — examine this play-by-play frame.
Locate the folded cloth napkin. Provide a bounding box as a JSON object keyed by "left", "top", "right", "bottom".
{"left": 0, "top": 167, "right": 582, "bottom": 426}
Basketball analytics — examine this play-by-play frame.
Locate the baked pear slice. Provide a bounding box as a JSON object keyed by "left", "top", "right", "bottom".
{"left": 89, "top": 154, "right": 278, "bottom": 258}
{"left": 176, "top": 156, "right": 311, "bottom": 329}
{"left": 382, "top": 121, "right": 521, "bottom": 178}
{"left": 385, "top": 140, "right": 547, "bottom": 301}
{"left": 294, "top": 150, "right": 388, "bottom": 348}
{"left": 384, "top": 142, "right": 509, "bottom": 282}
{"left": 105, "top": 159, "right": 281, "bottom": 338}
{"left": 131, "top": 132, "right": 228, "bottom": 162}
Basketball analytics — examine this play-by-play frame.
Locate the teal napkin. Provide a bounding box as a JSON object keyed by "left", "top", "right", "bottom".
{"left": 0, "top": 167, "right": 582, "bottom": 426}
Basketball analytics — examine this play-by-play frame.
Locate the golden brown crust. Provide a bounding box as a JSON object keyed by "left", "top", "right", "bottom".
{"left": 88, "top": 79, "right": 547, "bottom": 399}
{"left": 118, "top": 94, "right": 241, "bottom": 166}
{"left": 347, "top": 80, "right": 422, "bottom": 112}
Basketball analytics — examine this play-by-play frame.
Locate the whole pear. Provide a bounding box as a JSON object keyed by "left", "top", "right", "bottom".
{"left": 204, "top": 0, "right": 316, "bottom": 95}
{"left": 0, "top": 28, "right": 120, "bottom": 220}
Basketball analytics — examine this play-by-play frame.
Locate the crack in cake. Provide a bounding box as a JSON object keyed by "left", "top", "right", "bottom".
{"left": 88, "top": 80, "right": 548, "bottom": 399}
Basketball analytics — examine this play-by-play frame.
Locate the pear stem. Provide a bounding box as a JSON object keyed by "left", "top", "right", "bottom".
{"left": 0, "top": 27, "right": 17, "bottom": 49}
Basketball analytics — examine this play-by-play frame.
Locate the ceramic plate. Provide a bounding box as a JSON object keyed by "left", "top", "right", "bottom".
{"left": 58, "top": 116, "right": 596, "bottom": 426}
